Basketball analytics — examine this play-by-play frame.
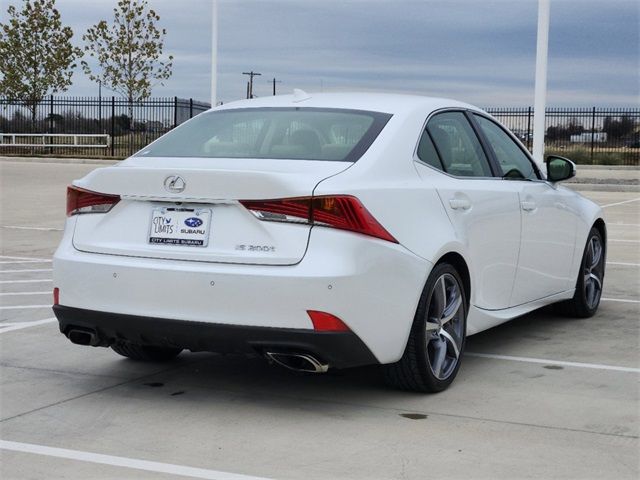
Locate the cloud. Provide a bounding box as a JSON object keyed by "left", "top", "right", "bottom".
{"left": 42, "top": 0, "right": 640, "bottom": 106}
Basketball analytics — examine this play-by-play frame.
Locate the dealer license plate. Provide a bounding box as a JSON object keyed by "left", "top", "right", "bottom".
{"left": 149, "top": 208, "right": 212, "bottom": 247}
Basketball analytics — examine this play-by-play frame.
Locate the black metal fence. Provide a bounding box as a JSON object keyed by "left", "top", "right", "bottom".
{"left": 485, "top": 107, "right": 639, "bottom": 165}
{"left": 0, "top": 97, "right": 638, "bottom": 164}
{"left": 0, "top": 96, "right": 210, "bottom": 158}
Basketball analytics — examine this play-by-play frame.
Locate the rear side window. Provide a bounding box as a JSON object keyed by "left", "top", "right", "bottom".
{"left": 473, "top": 114, "right": 539, "bottom": 180}
{"left": 136, "top": 108, "right": 392, "bottom": 162}
{"left": 427, "top": 112, "right": 493, "bottom": 177}
{"left": 416, "top": 129, "right": 444, "bottom": 170}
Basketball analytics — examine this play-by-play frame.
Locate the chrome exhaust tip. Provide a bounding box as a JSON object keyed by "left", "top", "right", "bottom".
{"left": 265, "top": 351, "right": 329, "bottom": 373}
{"left": 67, "top": 328, "right": 101, "bottom": 347}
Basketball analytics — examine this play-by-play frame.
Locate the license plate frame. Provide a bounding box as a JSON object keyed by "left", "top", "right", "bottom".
{"left": 148, "top": 207, "right": 212, "bottom": 247}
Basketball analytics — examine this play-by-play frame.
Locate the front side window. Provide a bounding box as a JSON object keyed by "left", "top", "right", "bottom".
{"left": 136, "top": 108, "right": 392, "bottom": 162}
{"left": 426, "top": 112, "right": 493, "bottom": 177}
{"left": 473, "top": 114, "right": 539, "bottom": 180}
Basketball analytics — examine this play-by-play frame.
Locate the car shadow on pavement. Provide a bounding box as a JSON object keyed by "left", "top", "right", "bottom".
{"left": 98, "top": 312, "right": 515, "bottom": 392}
{"left": 78, "top": 304, "right": 621, "bottom": 416}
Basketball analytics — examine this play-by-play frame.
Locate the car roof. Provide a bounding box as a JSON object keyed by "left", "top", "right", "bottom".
{"left": 213, "top": 91, "right": 482, "bottom": 117}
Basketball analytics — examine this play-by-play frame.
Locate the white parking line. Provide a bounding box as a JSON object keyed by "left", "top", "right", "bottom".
{"left": 0, "top": 269, "right": 52, "bottom": 274}
{"left": 0, "top": 305, "right": 51, "bottom": 310}
{"left": 607, "top": 261, "right": 640, "bottom": 267}
{"left": 601, "top": 198, "right": 640, "bottom": 208}
{"left": 601, "top": 297, "right": 640, "bottom": 304}
{"left": 0, "top": 440, "right": 273, "bottom": 480}
{"left": 0, "top": 318, "right": 57, "bottom": 333}
{"left": 0, "top": 255, "right": 51, "bottom": 262}
{"left": 0, "top": 279, "right": 52, "bottom": 284}
{"left": 0, "top": 291, "right": 50, "bottom": 296}
{"left": 607, "top": 223, "right": 640, "bottom": 227}
{"left": 608, "top": 239, "right": 640, "bottom": 243}
{"left": 1, "top": 225, "right": 62, "bottom": 231}
{"left": 466, "top": 353, "right": 640, "bottom": 373}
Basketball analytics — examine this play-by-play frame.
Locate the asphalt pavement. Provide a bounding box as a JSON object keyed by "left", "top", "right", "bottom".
{"left": 0, "top": 159, "right": 638, "bottom": 480}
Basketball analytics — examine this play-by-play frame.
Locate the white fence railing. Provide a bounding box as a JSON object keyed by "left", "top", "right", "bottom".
{"left": 0, "top": 133, "right": 110, "bottom": 148}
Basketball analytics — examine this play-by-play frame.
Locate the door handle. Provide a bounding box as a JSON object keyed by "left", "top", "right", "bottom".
{"left": 521, "top": 201, "right": 536, "bottom": 211}
{"left": 449, "top": 198, "right": 471, "bottom": 210}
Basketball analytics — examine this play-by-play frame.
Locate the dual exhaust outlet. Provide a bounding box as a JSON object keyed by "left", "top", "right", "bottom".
{"left": 67, "top": 328, "right": 330, "bottom": 374}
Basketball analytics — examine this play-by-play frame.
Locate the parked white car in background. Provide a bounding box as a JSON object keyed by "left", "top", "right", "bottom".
{"left": 53, "top": 92, "right": 606, "bottom": 392}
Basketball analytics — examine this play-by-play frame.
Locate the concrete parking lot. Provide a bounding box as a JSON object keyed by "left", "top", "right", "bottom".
{"left": 0, "top": 159, "right": 638, "bottom": 480}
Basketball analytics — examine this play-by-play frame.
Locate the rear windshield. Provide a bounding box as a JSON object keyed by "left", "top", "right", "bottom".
{"left": 136, "top": 107, "right": 392, "bottom": 162}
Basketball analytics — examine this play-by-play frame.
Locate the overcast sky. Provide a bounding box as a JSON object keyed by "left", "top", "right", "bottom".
{"left": 28, "top": 0, "right": 640, "bottom": 106}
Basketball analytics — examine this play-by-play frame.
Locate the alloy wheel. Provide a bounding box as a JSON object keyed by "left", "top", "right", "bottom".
{"left": 425, "top": 273, "right": 465, "bottom": 380}
{"left": 584, "top": 235, "right": 604, "bottom": 310}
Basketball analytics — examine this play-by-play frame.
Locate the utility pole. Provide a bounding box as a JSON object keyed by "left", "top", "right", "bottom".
{"left": 269, "top": 77, "right": 282, "bottom": 96}
{"left": 242, "top": 71, "right": 262, "bottom": 98}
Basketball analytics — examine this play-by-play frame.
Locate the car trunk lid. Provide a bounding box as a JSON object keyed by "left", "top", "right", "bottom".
{"left": 71, "top": 157, "right": 352, "bottom": 265}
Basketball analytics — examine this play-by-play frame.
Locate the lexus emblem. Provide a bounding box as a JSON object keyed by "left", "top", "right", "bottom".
{"left": 164, "top": 175, "right": 186, "bottom": 193}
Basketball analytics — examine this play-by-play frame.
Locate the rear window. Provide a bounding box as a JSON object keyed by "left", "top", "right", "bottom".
{"left": 136, "top": 107, "right": 392, "bottom": 162}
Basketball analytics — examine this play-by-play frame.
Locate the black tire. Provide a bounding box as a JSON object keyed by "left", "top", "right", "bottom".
{"left": 556, "top": 227, "right": 605, "bottom": 318}
{"left": 111, "top": 342, "right": 182, "bottom": 362}
{"left": 383, "top": 262, "right": 467, "bottom": 393}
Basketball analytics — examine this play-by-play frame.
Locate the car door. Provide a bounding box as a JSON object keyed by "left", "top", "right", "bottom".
{"left": 471, "top": 114, "right": 577, "bottom": 306}
{"left": 414, "top": 111, "right": 522, "bottom": 311}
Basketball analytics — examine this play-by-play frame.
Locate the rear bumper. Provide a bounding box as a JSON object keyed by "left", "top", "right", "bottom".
{"left": 54, "top": 305, "right": 378, "bottom": 369}
{"left": 53, "top": 226, "right": 431, "bottom": 364}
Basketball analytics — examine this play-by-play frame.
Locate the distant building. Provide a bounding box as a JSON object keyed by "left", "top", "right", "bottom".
{"left": 570, "top": 132, "right": 607, "bottom": 143}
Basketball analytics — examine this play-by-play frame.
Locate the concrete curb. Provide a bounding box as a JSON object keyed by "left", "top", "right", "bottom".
{"left": 566, "top": 183, "right": 640, "bottom": 193}
{"left": 577, "top": 164, "right": 639, "bottom": 171}
{"left": 0, "top": 156, "right": 119, "bottom": 165}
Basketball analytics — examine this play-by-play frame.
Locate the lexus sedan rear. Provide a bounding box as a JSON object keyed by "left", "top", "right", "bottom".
{"left": 53, "top": 92, "right": 606, "bottom": 392}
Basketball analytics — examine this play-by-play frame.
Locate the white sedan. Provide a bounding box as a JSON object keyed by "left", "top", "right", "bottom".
{"left": 53, "top": 92, "right": 606, "bottom": 392}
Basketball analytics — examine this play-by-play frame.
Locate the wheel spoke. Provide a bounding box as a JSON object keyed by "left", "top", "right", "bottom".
{"left": 589, "top": 238, "right": 602, "bottom": 270}
{"left": 585, "top": 273, "right": 601, "bottom": 308}
{"left": 589, "top": 272, "right": 602, "bottom": 290}
{"left": 431, "top": 276, "right": 447, "bottom": 319}
{"left": 431, "top": 339, "right": 447, "bottom": 377}
{"left": 586, "top": 238, "right": 594, "bottom": 268}
{"left": 426, "top": 320, "right": 440, "bottom": 331}
{"left": 440, "top": 329, "right": 460, "bottom": 360}
{"left": 438, "top": 276, "right": 448, "bottom": 316}
{"left": 441, "top": 293, "right": 462, "bottom": 325}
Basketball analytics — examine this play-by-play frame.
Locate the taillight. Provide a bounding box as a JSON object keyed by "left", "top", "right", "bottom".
{"left": 240, "top": 195, "right": 397, "bottom": 243}
{"left": 67, "top": 185, "right": 120, "bottom": 216}
{"left": 53, "top": 287, "right": 59, "bottom": 306}
{"left": 237, "top": 198, "right": 310, "bottom": 224}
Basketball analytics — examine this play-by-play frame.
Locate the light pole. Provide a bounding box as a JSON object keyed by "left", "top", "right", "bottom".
{"left": 533, "top": 0, "right": 550, "bottom": 166}
{"left": 211, "top": 0, "right": 218, "bottom": 107}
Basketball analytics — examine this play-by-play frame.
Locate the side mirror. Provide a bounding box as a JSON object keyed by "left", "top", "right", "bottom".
{"left": 545, "top": 155, "right": 576, "bottom": 183}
